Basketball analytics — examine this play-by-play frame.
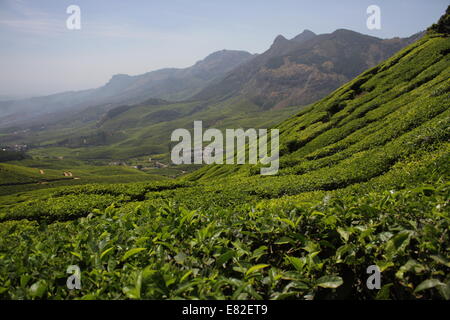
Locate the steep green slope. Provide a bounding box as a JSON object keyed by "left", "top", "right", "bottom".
{"left": 0, "top": 13, "right": 448, "bottom": 300}
{"left": 189, "top": 31, "right": 449, "bottom": 182}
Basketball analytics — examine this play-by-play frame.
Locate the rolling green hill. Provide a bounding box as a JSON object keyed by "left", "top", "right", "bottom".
{"left": 0, "top": 29, "right": 421, "bottom": 163}
{"left": 188, "top": 26, "right": 449, "bottom": 182}
{"left": 0, "top": 162, "right": 70, "bottom": 185}
{"left": 0, "top": 50, "right": 254, "bottom": 129}
{"left": 8, "top": 97, "right": 300, "bottom": 161}
{"left": 0, "top": 159, "right": 168, "bottom": 197}
{"left": 0, "top": 9, "right": 448, "bottom": 300}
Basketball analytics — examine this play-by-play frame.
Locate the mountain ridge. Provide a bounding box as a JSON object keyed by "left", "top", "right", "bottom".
{"left": 193, "top": 29, "right": 424, "bottom": 109}
{"left": 0, "top": 50, "right": 254, "bottom": 129}
{"left": 0, "top": 28, "right": 427, "bottom": 162}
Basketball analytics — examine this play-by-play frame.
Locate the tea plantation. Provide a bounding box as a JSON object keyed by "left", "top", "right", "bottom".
{"left": 0, "top": 22, "right": 448, "bottom": 299}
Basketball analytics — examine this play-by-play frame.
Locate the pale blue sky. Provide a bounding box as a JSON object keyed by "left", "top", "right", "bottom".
{"left": 0, "top": 0, "right": 448, "bottom": 97}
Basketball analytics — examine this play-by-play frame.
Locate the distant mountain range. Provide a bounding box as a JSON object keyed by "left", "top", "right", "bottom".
{"left": 0, "top": 28, "right": 424, "bottom": 131}
{"left": 95, "top": 49, "right": 255, "bottom": 103}
{"left": 0, "top": 50, "right": 254, "bottom": 128}
{"left": 0, "top": 27, "right": 425, "bottom": 160}
{"left": 194, "top": 29, "right": 424, "bottom": 109}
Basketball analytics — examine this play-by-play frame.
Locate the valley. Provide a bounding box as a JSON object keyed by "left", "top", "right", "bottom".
{"left": 0, "top": 28, "right": 422, "bottom": 166}
{"left": 0, "top": 6, "right": 448, "bottom": 301}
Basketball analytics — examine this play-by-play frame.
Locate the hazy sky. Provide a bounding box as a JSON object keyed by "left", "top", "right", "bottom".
{"left": 0, "top": 0, "right": 448, "bottom": 98}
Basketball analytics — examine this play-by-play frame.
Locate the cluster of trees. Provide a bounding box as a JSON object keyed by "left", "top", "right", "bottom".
{"left": 0, "top": 149, "right": 28, "bottom": 162}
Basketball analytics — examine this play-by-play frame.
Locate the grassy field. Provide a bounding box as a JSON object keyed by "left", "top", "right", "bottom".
{"left": 0, "top": 159, "right": 168, "bottom": 197}
{"left": 0, "top": 24, "right": 448, "bottom": 300}
{"left": 2, "top": 98, "right": 301, "bottom": 162}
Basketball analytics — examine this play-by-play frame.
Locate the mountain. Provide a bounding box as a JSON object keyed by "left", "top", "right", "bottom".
{"left": 0, "top": 28, "right": 427, "bottom": 161}
{"left": 0, "top": 28, "right": 427, "bottom": 160}
{"left": 190, "top": 25, "right": 449, "bottom": 181}
{"left": 0, "top": 29, "right": 421, "bottom": 131}
{"left": 93, "top": 49, "right": 255, "bottom": 103}
{"left": 194, "top": 29, "right": 424, "bottom": 109}
{"left": 0, "top": 50, "right": 254, "bottom": 129}
{"left": 1, "top": 8, "right": 448, "bottom": 300}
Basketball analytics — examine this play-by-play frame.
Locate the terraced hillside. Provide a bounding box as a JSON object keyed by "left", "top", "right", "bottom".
{"left": 0, "top": 160, "right": 167, "bottom": 198}
{"left": 1, "top": 28, "right": 421, "bottom": 162}
{"left": 189, "top": 26, "right": 450, "bottom": 182}
{"left": 0, "top": 13, "right": 448, "bottom": 300}
{"left": 15, "top": 98, "right": 299, "bottom": 160}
